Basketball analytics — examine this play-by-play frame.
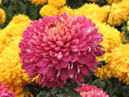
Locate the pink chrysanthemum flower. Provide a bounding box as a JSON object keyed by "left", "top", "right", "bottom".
{"left": 19, "top": 13, "right": 104, "bottom": 88}
{"left": 0, "top": 82, "right": 14, "bottom": 97}
{"left": 76, "top": 84, "right": 109, "bottom": 97}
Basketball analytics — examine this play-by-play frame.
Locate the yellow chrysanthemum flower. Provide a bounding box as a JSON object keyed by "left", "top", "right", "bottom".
{"left": 93, "top": 20, "right": 121, "bottom": 52}
{"left": 107, "top": 0, "right": 129, "bottom": 25}
{"left": 29, "top": 0, "right": 47, "bottom": 5}
{"left": 0, "top": 14, "right": 34, "bottom": 97}
{"left": 0, "top": 8, "right": 6, "bottom": 25}
{"left": 40, "top": 5, "right": 59, "bottom": 17}
{"left": 95, "top": 65, "right": 113, "bottom": 80}
{"left": 59, "top": 6, "right": 75, "bottom": 17}
{"left": 127, "top": 21, "right": 129, "bottom": 25}
{"left": 0, "top": 29, "right": 1, "bottom": 32}
{"left": 95, "top": 44, "right": 129, "bottom": 84}
{"left": 75, "top": 0, "right": 129, "bottom": 25}
{"left": 106, "top": 0, "right": 122, "bottom": 4}
{"left": 127, "top": 21, "right": 129, "bottom": 31}
{"left": 92, "top": 20, "right": 121, "bottom": 61}
{"left": 0, "top": 0, "right": 2, "bottom": 4}
{"left": 11, "top": 14, "right": 31, "bottom": 24}
{"left": 0, "top": 14, "right": 31, "bottom": 54}
{"left": 75, "top": 3, "right": 109, "bottom": 23}
{"left": 0, "top": 38, "right": 30, "bottom": 97}
{"left": 48, "top": 0, "right": 66, "bottom": 7}
{"left": 99, "top": 44, "right": 129, "bottom": 84}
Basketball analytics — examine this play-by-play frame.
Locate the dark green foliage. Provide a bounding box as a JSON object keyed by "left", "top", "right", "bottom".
{"left": 0, "top": 0, "right": 42, "bottom": 28}
{"left": 24, "top": 73, "right": 129, "bottom": 97}
{"left": 121, "top": 22, "right": 129, "bottom": 41}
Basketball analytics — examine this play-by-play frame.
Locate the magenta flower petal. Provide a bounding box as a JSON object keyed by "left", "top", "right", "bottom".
{"left": 80, "top": 66, "right": 90, "bottom": 76}
{"left": 19, "top": 13, "right": 104, "bottom": 88}
{"left": 60, "top": 69, "right": 68, "bottom": 81}
{"left": 38, "top": 66, "right": 49, "bottom": 73}
{"left": 36, "top": 60, "right": 48, "bottom": 67}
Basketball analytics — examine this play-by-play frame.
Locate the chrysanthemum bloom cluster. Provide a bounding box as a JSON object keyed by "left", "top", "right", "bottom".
{"left": 75, "top": 3, "right": 110, "bottom": 23}
{"left": 0, "top": 82, "right": 14, "bottom": 97}
{"left": 29, "top": 0, "right": 47, "bottom": 5}
{"left": 0, "top": 14, "right": 33, "bottom": 97}
{"left": 107, "top": 0, "right": 129, "bottom": 25}
{"left": 0, "top": 8, "right": 6, "bottom": 25}
{"left": 0, "top": 14, "right": 31, "bottom": 54}
{"left": 40, "top": 0, "right": 68, "bottom": 17}
{"left": 76, "top": 0, "right": 129, "bottom": 25}
{"left": 39, "top": 0, "right": 129, "bottom": 25}
{"left": 19, "top": 13, "right": 104, "bottom": 88}
{"left": 92, "top": 20, "right": 121, "bottom": 61}
{"left": 95, "top": 44, "right": 129, "bottom": 84}
{"left": 75, "top": 84, "right": 109, "bottom": 97}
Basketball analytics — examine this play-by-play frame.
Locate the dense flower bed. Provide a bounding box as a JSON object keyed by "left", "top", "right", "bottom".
{"left": 0, "top": 0, "right": 129, "bottom": 97}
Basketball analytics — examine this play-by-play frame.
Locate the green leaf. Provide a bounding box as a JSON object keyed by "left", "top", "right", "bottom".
{"left": 36, "top": 91, "right": 48, "bottom": 97}
{"left": 92, "top": 79, "right": 106, "bottom": 88}
{"left": 70, "top": 90, "right": 81, "bottom": 97}
{"left": 125, "top": 31, "right": 129, "bottom": 40}
{"left": 104, "top": 79, "right": 113, "bottom": 94}
{"left": 50, "top": 88, "right": 57, "bottom": 95}
{"left": 18, "top": 2, "right": 26, "bottom": 13}
{"left": 112, "top": 95, "right": 117, "bottom": 97}
{"left": 121, "top": 26, "right": 127, "bottom": 31}
{"left": 57, "top": 94, "right": 67, "bottom": 97}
